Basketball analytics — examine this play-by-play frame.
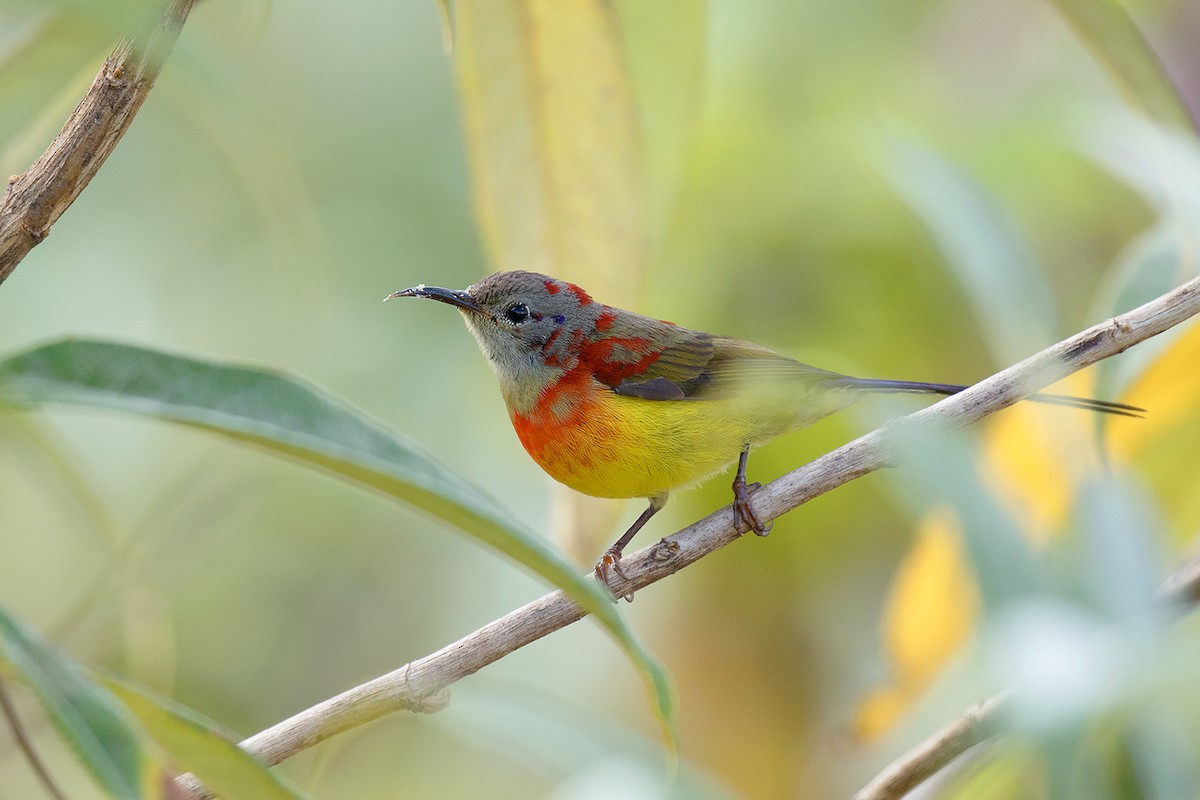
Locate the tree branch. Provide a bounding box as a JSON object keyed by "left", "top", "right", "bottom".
{"left": 853, "top": 689, "right": 1013, "bottom": 800}
{"left": 0, "top": 0, "right": 197, "bottom": 285}
{"left": 1161, "top": 552, "right": 1200, "bottom": 607}
{"left": 178, "top": 275, "right": 1200, "bottom": 797}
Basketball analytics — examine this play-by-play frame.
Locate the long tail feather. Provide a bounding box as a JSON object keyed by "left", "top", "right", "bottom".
{"left": 843, "top": 378, "right": 1145, "bottom": 418}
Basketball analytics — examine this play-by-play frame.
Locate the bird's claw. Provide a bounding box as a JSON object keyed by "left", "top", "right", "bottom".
{"left": 733, "top": 479, "right": 772, "bottom": 536}
{"left": 594, "top": 548, "right": 634, "bottom": 602}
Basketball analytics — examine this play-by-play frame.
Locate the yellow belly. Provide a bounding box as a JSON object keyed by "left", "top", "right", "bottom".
{"left": 511, "top": 386, "right": 848, "bottom": 499}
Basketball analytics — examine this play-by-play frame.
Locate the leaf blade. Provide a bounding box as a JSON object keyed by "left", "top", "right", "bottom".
{"left": 452, "top": 0, "right": 646, "bottom": 304}
{"left": 0, "top": 338, "right": 676, "bottom": 749}
{"left": 0, "top": 605, "right": 160, "bottom": 799}
{"left": 1050, "top": 0, "right": 1194, "bottom": 131}
{"left": 103, "top": 676, "right": 309, "bottom": 800}
{"left": 883, "top": 136, "right": 1059, "bottom": 366}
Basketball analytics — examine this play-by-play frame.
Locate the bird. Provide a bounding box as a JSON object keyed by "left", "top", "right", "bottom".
{"left": 389, "top": 270, "right": 1142, "bottom": 594}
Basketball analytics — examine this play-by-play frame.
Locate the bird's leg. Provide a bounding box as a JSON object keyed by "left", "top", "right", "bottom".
{"left": 595, "top": 494, "right": 668, "bottom": 597}
{"left": 732, "top": 446, "right": 772, "bottom": 536}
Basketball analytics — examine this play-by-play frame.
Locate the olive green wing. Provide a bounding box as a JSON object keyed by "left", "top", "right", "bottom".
{"left": 601, "top": 314, "right": 844, "bottom": 400}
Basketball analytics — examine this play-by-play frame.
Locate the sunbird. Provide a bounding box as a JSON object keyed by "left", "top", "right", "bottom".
{"left": 391, "top": 271, "right": 1141, "bottom": 590}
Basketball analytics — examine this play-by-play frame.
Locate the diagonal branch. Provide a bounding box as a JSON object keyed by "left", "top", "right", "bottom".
{"left": 173, "top": 275, "right": 1200, "bottom": 798}
{"left": 853, "top": 689, "right": 1014, "bottom": 800}
{"left": 0, "top": 0, "right": 197, "bottom": 285}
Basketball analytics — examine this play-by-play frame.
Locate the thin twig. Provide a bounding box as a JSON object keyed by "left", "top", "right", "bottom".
{"left": 853, "top": 689, "right": 1013, "bottom": 800}
{"left": 0, "top": 0, "right": 197, "bottom": 285}
{"left": 171, "top": 277, "right": 1200, "bottom": 798}
{"left": 0, "top": 679, "right": 68, "bottom": 800}
{"left": 1161, "top": 551, "right": 1200, "bottom": 606}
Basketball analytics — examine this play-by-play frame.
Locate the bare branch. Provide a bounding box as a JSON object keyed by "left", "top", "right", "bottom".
{"left": 1162, "top": 551, "right": 1200, "bottom": 606}
{"left": 0, "top": 0, "right": 197, "bottom": 285}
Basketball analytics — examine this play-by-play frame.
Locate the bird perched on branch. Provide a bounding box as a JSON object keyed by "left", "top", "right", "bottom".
{"left": 390, "top": 270, "right": 1141, "bottom": 595}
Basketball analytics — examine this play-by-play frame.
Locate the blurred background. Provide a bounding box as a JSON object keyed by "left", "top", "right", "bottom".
{"left": 1, "top": 0, "right": 1199, "bottom": 797}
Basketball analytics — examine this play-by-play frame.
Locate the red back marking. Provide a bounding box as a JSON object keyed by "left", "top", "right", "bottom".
{"left": 594, "top": 308, "right": 617, "bottom": 331}
{"left": 566, "top": 282, "right": 592, "bottom": 306}
{"left": 583, "top": 337, "right": 661, "bottom": 387}
{"left": 587, "top": 307, "right": 664, "bottom": 383}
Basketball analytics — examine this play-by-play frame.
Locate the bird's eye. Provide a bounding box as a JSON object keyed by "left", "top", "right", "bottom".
{"left": 505, "top": 303, "right": 530, "bottom": 324}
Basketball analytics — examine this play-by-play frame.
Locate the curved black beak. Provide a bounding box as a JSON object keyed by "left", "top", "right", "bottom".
{"left": 386, "top": 284, "right": 482, "bottom": 313}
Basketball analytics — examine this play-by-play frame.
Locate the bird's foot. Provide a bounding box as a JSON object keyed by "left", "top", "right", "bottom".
{"left": 594, "top": 547, "right": 635, "bottom": 602}
{"left": 732, "top": 479, "right": 772, "bottom": 536}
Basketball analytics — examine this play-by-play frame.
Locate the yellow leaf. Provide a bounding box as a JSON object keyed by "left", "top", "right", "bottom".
{"left": 452, "top": 0, "right": 645, "bottom": 305}
{"left": 1110, "top": 319, "right": 1200, "bottom": 458}
{"left": 980, "top": 376, "right": 1108, "bottom": 545}
{"left": 853, "top": 685, "right": 913, "bottom": 744}
{"left": 858, "top": 374, "right": 1149, "bottom": 739}
{"left": 884, "top": 511, "right": 979, "bottom": 686}
{"left": 854, "top": 510, "right": 979, "bottom": 741}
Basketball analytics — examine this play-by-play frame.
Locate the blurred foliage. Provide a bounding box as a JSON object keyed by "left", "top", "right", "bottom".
{"left": 0, "top": 604, "right": 170, "bottom": 798}
{"left": 1, "top": 0, "right": 1200, "bottom": 799}
{"left": 852, "top": 510, "right": 980, "bottom": 740}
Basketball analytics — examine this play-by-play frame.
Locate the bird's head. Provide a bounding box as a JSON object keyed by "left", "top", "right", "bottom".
{"left": 389, "top": 270, "right": 605, "bottom": 410}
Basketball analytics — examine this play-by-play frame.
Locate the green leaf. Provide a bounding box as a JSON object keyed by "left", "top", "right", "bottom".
{"left": 936, "top": 741, "right": 1041, "bottom": 800}
{"left": 883, "top": 136, "right": 1059, "bottom": 366}
{"left": 886, "top": 424, "right": 1042, "bottom": 608}
{"left": 1082, "top": 110, "right": 1200, "bottom": 239}
{"left": 0, "top": 3, "right": 170, "bottom": 166}
{"left": 0, "top": 338, "right": 676, "bottom": 749}
{"left": 1092, "top": 224, "right": 1185, "bottom": 404}
{"left": 1083, "top": 111, "right": 1200, "bottom": 417}
{"left": 1074, "top": 477, "right": 1162, "bottom": 621}
{"left": 0, "top": 605, "right": 160, "bottom": 799}
{"left": 103, "top": 675, "right": 309, "bottom": 800}
{"left": 0, "top": 13, "right": 110, "bottom": 154}
{"left": 1049, "top": 0, "right": 1194, "bottom": 131}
